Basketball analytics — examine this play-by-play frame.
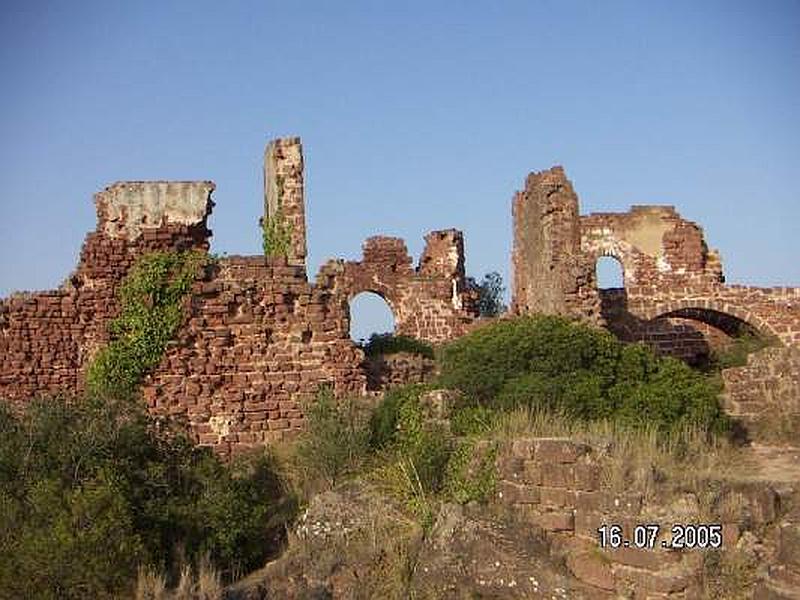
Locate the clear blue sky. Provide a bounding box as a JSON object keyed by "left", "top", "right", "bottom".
{"left": 2, "top": 1, "right": 798, "bottom": 340}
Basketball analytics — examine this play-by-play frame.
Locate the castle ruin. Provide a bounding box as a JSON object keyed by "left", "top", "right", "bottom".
{"left": 1, "top": 138, "right": 799, "bottom": 453}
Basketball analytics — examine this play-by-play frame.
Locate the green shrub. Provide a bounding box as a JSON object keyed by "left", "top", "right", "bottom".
{"left": 86, "top": 250, "right": 210, "bottom": 400}
{"left": 361, "top": 333, "right": 435, "bottom": 360}
{"left": 449, "top": 404, "right": 497, "bottom": 436}
{"left": 393, "top": 398, "right": 452, "bottom": 494}
{"left": 442, "top": 439, "right": 498, "bottom": 504}
{"left": 369, "top": 384, "right": 430, "bottom": 450}
{"left": 0, "top": 396, "right": 293, "bottom": 598}
{"left": 296, "top": 387, "right": 371, "bottom": 488}
{"left": 707, "top": 332, "right": 777, "bottom": 371}
{"left": 438, "top": 315, "right": 620, "bottom": 404}
{"left": 370, "top": 385, "right": 452, "bottom": 494}
{"left": 438, "top": 315, "right": 728, "bottom": 433}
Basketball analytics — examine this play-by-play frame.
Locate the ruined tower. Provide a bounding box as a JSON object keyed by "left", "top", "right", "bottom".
{"left": 263, "top": 136, "right": 307, "bottom": 272}
{"left": 511, "top": 166, "right": 594, "bottom": 318}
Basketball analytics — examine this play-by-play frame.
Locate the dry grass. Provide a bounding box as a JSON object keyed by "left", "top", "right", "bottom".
{"left": 135, "top": 556, "right": 223, "bottom": 600}
{"left": 489, "top": 407, "right": 742, "bottom": 501}
{"left": 701, "top": 548, "right": 760, "bottom": 599}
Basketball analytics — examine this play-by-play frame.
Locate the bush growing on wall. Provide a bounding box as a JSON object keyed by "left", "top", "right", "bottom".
{"left": 86, "top": 250, "right": 211, "bottom": 400}
{"left": 438, "top": 315, "right": 729, "bottom": 433}
{"left": 360, "top": 333, "right": 435, "bottom": 359}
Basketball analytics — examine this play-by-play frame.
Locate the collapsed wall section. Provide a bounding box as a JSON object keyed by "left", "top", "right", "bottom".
{"left": 0, "top": 136, "right": 478, "bottom": 454}
{"left": 512, "top": 166, "right": 800, "bottom": 366}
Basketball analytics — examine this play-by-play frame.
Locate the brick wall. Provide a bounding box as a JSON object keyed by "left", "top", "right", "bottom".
{"left": 0, "top": 181, "right": 214, "bottom": 403}
{"left": 142, "top": 255, "right": 366, "bottom": 458}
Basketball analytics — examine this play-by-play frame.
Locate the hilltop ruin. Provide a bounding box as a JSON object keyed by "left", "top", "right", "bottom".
{"left": 1, "top": 137, "right": 798, "bottom": 454}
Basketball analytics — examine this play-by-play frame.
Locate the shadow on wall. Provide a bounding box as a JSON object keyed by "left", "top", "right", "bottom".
{"left": 600, "top": 289, "right": 769, "bottom": 367}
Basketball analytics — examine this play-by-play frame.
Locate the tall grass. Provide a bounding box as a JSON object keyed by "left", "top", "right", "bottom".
{"left": 135, "top": 556, "right": 222, "bottom": 600}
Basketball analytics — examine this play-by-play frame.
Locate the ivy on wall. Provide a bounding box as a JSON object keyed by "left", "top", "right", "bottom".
{"left": 86, "top": 250, "right": 211, "bottom": 399}
{"left": 262, "top": 173, "right": 292, "bottom": 258}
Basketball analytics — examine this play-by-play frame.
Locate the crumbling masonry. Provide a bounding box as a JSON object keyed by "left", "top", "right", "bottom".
{"left": 0, "top": 137, "right": 477, "bottom": 456}
{"left": 512, "top": 166, "right": 800, "bottom": 431}
{"left": 1, "top": 142, "right": 799, "bottom": 453}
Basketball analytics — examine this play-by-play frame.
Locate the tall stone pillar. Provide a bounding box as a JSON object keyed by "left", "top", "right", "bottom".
{"left": 263, "top": 136, "right": 307, "bottom": 271}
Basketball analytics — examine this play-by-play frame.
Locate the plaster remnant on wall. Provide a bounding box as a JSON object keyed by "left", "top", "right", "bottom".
{"left": 95, "top": 181, "right": 215, "bottom": 241}
{"left": 656, "top": 255, "right": 672, "bottom": 273}
{"left": 451, "top": 279, "right": 462, "bottom": 310}
{"left": 621, "top": 206, "right": 675, "bottom": 258}
{"left": 208, "top": 415, "right": 233, "bottom": 438}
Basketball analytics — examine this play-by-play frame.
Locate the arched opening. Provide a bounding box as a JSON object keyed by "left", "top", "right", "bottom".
{"left": 656, "top": 307, "right": 762, "bottom": 339}
{"left": 596, "top": 255, "right": 624, "bottom": 290}
{"left": 597, "top": 256, "right": 628, "bottom": 339}
{"left": 648, "top": 307, "right": 775, "bottom": 369}
{"left": 348, "top": 291, "right": 395, "bottom": 344}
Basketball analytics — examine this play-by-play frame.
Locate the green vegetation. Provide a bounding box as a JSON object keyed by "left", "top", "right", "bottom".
{"left": 442, "top": 439, "right": 498, "bottom": 504}
{"left": 2, "top": 288, "right": 744, "bottom": 598}
{"left": 297, "top": 315, "right": 734, "bottom": 531}
{"left": 86, "top": 250, "right": 210, "bottom": 400}
{"left": 707, "top": 331, "right": 777, "bottom": 371}
{"left": 465, "top": 271, "right": 507, "bottom": 317}
{"left": 262, "top": 174, "right": 292, "bottom": 258}
{"left": 438, "top": 315, "right": 729, "bottom": 433}
{"left": 0, "top": 249, "right": 298, "bottom": 598}
{"left": 294, "top": 387, "right": 370, "bottom": 489}
{"left": 360, "top": 332, "right": 435, "bottom": 359}
{"left": 0, "top": 396, "right": 295, "bottom": 599}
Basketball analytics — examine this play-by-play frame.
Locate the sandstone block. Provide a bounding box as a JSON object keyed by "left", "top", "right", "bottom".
{"left": 566, "top": 550, "right": 615, "bottom": 591}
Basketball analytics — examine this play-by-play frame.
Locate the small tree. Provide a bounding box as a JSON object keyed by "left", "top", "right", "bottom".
{"left": 466, "top": 271, "right": 507, "bottom": 317}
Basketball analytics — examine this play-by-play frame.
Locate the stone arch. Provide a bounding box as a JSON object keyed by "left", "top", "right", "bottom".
{"left": 347, "top": 290, "right": 396, "bottom": 343}
{"left": 595, "top": 254, "right": 625, "bottom": 290}
{"left": 639, "top": 300, "right": 781, "bottom": 343}
{"left": 583, "top": 236, "right": 640, "bottom": 287}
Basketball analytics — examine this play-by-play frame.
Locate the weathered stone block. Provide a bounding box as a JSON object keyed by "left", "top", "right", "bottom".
{"left": 566, "top": 550, "right": 615, "bottom": 591}
{"left": 535, "top": 438, "right": 590, "bottom": 463}
{"left": 496, "top": 480, "right": 541, "bottom": 504}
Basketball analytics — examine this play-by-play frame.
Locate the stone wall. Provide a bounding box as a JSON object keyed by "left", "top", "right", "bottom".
{"left": 264, "top": 137, "right": 307, "bottom": 270}
{"left": 722, "top": 346, "right": 800, "bottom": 442}
{"left": 362, "top": 352, "right": 436, "bottom": 391}
{"left": 140, "top": 255, "right": 366, "bottom": 458}
{"left": 0, "top": 137, "right": 477, "bottom": 455}
{"left": 495, "top": 437, "right": 787, "bottom": 598}
{"left": 316, "top": 230, "right": 478, "bottom": 344}
{"left": 511, "top": 167, "right": 598, "bottom": 321}
{"left": 511, "top": 167, "right": 800, "bottom": 358}
{"left": 0, "top": 181, "right": 214, "bottom": 402}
